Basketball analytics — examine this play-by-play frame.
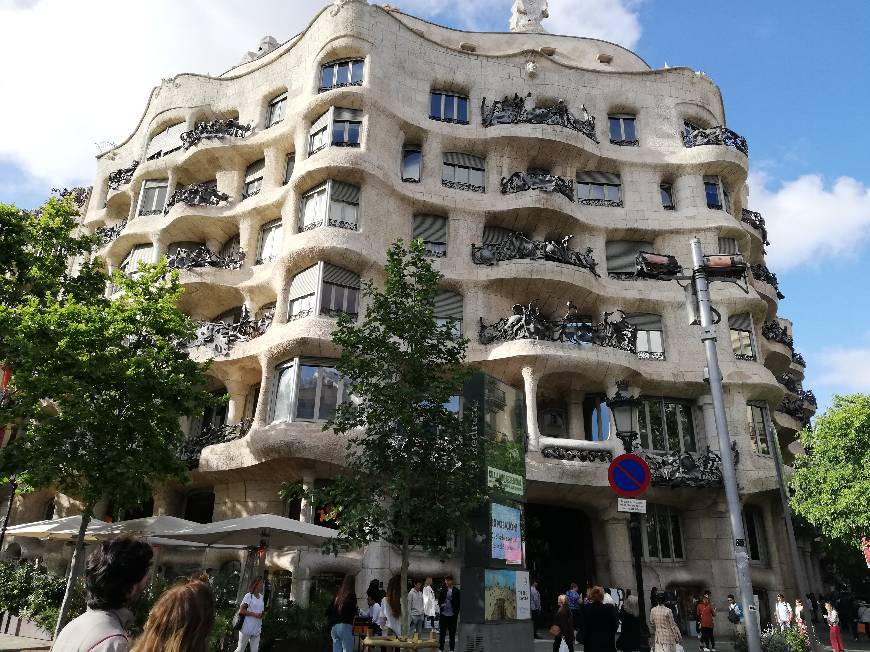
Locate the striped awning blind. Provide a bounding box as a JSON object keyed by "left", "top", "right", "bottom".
{"left": 482, "top": 226, "right": 514, "bottom": 245}
{"left": 145, "top": 122, "right": 185, "bottom": 158}
{"left": 333, "top": 107, "right": 362, "bottom": 121}
{"left": 245, "top": 159, "right": 265, "bottom": 182}
{"left": 220, "top": 235, "right": 241, "bottom": 258}
{"left": 728, "top": 313, "right": 753, "bottom": 331}
{"left": 123, "top": 244, "right": 154, "bottom": 270}
{"left": 413, "top": 215, "right": 447, "bottom": 242}
{"left": 323, "top": 263, "right": 361, "bottom": 288}
{"left": 434, "top": 290, "right": 463, "bottom": 319}
{"left": 289, "top": 264, "right": 320, "bottom": 300}
{"left": 576, "top": 171, "right": 621, "bottom": 185}
{"left": 703, "top": 175, "right": 720, "bottom": 184}
{"left": 443, "top": 152, "right": 485, "bottom": 169}
{"left": 310, "top": 111, "right": 330, "bottom": 133}
{"left": 330, "top": 181, "right": 360, "bottom": 204}
{"left": 718, "top": 237, "right": 739, "bottom": 254}
{"left": 626, "top": 313, "right": 663, "bottom": 330}
{"left": 605, "top": 240, "right": 652, "bottom": 273}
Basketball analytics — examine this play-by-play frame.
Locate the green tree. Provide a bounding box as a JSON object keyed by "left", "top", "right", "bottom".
{"left": 0, "top": 194, "right": 211, "bottom": 633}
{"left": 790, "top": 394, "right": 870, "bottom": 549}
{"left": 283, "top": 240, "right": 485, "bottom": 635}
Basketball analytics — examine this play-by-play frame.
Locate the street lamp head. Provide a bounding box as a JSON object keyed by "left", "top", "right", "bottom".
{"left": 606, "top": 380, "right": 640, "bottom": 434}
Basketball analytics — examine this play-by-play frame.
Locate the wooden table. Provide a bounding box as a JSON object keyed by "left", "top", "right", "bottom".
{"left": 361, "top": 635, "right": 440, "bottom": 651}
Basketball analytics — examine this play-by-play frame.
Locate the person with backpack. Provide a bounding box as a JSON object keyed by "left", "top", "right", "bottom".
{"left": 233, "top": 577, "right": 265, "bottom": 652}
{"left": 727, "top": 594, "right": 744, "bottom": 636}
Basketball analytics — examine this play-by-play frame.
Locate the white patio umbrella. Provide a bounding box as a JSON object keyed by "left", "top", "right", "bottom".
{"left": 91, "top": 515, "right": 197, "bottom": 540}
{"left": 154, "top": 514, "right": 338, "bottom": 548}
{"left": 3, "top": 515, "right": 109, "bottom": 542}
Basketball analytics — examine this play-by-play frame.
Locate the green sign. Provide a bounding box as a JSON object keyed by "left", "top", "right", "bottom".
{"left": 487, "top": 466, "right": 524, "bottom": 496}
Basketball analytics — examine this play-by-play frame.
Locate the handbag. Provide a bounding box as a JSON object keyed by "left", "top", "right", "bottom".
{"left": 232, "top": 610, "right": 246, "bottom": 631}
{"left": 549, "top": 624, "right": 561, "bottom": 637}
{"left": 728, "top": 610, "right": 740, "bottom": 624}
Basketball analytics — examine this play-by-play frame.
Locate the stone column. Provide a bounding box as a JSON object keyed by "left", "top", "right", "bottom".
{"left": 153, "top": 487, "right": 182, "bottom": 517}
{"left": 522, "top": 366, "right": 541, "bottom": 451}
{"left": 600, "top": 513, "right": 634, "bottom": 590}
{"left": 225, "top": 380, "right": 249, "bottom": 425}
{"left": 697, "top": 394, "right": 720, "bottom": 451}
{"left": 568, "top": 390, "right": 586, "bottom": 440}
{"left": 299, "top": 472, "right": 316, "bottom": 524}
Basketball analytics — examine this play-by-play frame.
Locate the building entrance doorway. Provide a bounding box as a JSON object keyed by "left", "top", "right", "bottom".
{"left": 525, "top": 503, "right": 595, "bottom": 621}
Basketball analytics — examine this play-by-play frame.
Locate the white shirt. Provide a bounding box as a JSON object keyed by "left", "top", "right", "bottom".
{"left": 776, "top": 601, "right": 792, "bottom": 624}
{"left": 367, "top": 601, "right": 382, "bottom": 626}
{"left": 408, "top": 588, "right": 425, "bottom": 616}
{"left": 423, "top": 585, "right": 437, "bottom": 617}
{"left": 241, "top": 592, "right": 265, "bottom": 636}
{"left": 380, "top": 596, "right": 402, "bottom": 634}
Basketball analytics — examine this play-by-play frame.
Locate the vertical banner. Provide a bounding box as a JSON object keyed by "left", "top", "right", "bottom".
{"left": 491, "top": 502, "right": 522, "bottom": 564}
{"left": 515, "top": 570, "right": 531, "bottom": 620}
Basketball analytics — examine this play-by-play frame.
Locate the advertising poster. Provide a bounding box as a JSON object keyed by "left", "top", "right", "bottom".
{"left": 484, "top": 569, "right": 517, "bottom": 621}
{"left": 515, "top": 570, "right": 531, "bottom": 620}
{"left": 491, "top": 502, "right": 522, "bottom": 563}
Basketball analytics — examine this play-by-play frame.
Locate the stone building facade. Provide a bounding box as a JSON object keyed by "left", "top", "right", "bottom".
{"left": 5, "top": 0, "right": 822, "bottom": 632}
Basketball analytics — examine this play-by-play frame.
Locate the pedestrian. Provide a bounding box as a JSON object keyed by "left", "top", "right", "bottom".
{"left": 649, "top": 587, "right": 659, "bottom": 608}
{"left": 327, "top": 574, "right": 357, "bottom": 652}
{"left": 794, "top": 598, "right": 805, "bottom": 628}
{"left": 423, "top": 578, "right": 438, "bottom": 633}
{"left": 566, "top": 583, "right": 582, "bottom": 642}
{"left": 367, "top": 578, "right": 384, "bottom": 604}
{"left": 365, "top": 594, "right": 383, "bottom": 636}
{"left": 379, "top": 575, "right": 403, "bottom": 637}
{"left": 698, "top": 594, "right": 716, "bottom": 652}
{"left": 617, "top": 595, "right": 642, "bottom": 652}
{"left": 531, "top": 580, "right": 543, "bottom": 639}
{"left": 775, "top": 593, "right": 793, "bottom": 631}
{"left": 438, "top": 575, "right": 460, "bottom": 652}
{"left": 234, "top": 577, "right": 265, "bottom": 652}
{"left": 826, "top": 600, "right": 845, "bottom": 652}
{"left": 552, "top": 594, "right": 574, "bottom": 652}
{"left": 408, "top": 579, "right": 426, "bottom": 638}
{"left": 808, "top": 593, "right": 819, "bottom": 623}
{"left": 858, "top": 601, "right": 870, "bottom": 640}
{"left": 53, "top": 537, "right": 153, "bottom": 652}
{"left": 650, "top": 594, "right": 682, "bottom": 652}
{"left": 130, "top": 580, "right": 215, "bottom": 652}
{"left": 582, "top": 586, "right": 619, "bottom": 652}
{"left": 727, "top": 594, "right": 744, "bottom": 636}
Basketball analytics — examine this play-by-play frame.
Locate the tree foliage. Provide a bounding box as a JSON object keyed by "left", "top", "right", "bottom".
{"left": 283, "top": 240, "right": 485, "bottom": 632}
{"left": 790, "top": 394, "right": 870, "bottom": 546}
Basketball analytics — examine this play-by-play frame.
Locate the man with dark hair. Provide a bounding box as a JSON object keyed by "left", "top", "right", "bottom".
{"left": 438, "top": 575, "right": 460, "bottom": 652}
{"left": 53, "top": 537, "right": 153, "bottom": 651}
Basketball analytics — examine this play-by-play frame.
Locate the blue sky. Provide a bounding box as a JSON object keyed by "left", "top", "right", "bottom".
{"left": 2, "top": 0, "right": 868, "bottom": 413}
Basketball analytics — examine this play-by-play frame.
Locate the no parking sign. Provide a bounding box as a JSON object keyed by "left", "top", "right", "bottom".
{"left": 607, "top": 454, "right": 651, "bottom": 498}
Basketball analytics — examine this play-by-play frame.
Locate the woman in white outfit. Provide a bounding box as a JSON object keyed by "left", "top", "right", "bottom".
{"left": 235, "top": 577, "right": 266, "bottom": 652}
{"left": 423, "top": 577, "right": 438, "bottom": 632}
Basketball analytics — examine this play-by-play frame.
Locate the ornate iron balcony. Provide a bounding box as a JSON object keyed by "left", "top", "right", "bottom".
{"left": 799, "top": 389, "right": 817, "bottom": 406}
{"left": 541, "top": 447, "right": 612, "bottom": 463}
{"left": 500, "top": 171, "right": 574, "bottom": 202}
{"left": 107, "top": 161, "right": 139, "bottom": 190}
{"left": 762, "top": 320, "right": 794, "bottom": 350}
{"left": 750, "top": 264, "right": 785, "bottom": 299}
{"left": 180, "top": 419, "right": 252, "bottom": 468}
{"left": 683, "top": 125, "right": 749, "bottom": 156}
{"left": 619, "top": 435, "right": 739, "bottom": 488}
{"left": 734, "top": 353, "right": 757, "bottom": 362}
{"left": 471, "top": 231, "right": 599, "bottom": 276}
{"left": 54, "top": 187, "right": 91, "bottom": 209}
{"left": 481, "top": 93, "right": 598, "bottom": 143}
{"left": 95, "top": 220, "right": 127, "bottom": 244}
{"left": 442, "top": 180, "right": 485, "bottom": 193}
{"left": 610, "top": 138, "right": 639, "bottom": 147}
{"left": 578, "top": 198, "right": 623, "bottom": 208}
{"left": 164, "top": 184, "right": 230, "bottom": 213}
{"left": 480, "top": 304, "right": 637, "bottom": 354}
{"left": 778, "top": 373, "right": 801, "bottom": 394}
{"left": 778, "top": 396, "right": 809, "bottom": 424}
{"left": 741, "top": 209, "right": 770, "bottom": 245}
{"left": 637, "top": 350, "right": 667, "bottom": 361}
{"left": 187, "top": 306, "right": 273, "bottom": 356}
{"left": 298, "top": 218, "right": 359, "bottom": 232}
{"left": 792, "top": 351, "right": 806, "bottom": 367}
{"left": 180, "top": 119, "right": 251, "bottom": 150}
{"left": 166, "top": 246, "right": 245, "bottom": 271}
{"left": 634, "top": 251, "right": 682, "bottom": 280}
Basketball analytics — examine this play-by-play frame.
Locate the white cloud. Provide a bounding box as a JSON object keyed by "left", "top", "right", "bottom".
{"left": 814, "top": 344, "right": 870, "bottom": 393}
{"left": 546, "top": 0, "right": 642, "bottom": 47}
{"left": 749, "top": 170, "right": 870, "bottom": 270}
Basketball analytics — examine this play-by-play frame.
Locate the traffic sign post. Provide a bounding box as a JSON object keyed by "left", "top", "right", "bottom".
{"left": 608, "top": 454, "right": 651, "bottom": 497}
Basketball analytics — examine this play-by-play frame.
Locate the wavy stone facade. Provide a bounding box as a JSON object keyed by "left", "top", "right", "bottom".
{"left": 7, "top": 0, "right": 822, "bottom": 629}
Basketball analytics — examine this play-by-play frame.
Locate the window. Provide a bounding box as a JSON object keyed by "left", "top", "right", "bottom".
{"left": 718, "top": 237, "right": 739, "bottom": 254}
{"left": 319, "top": 59, "right": 364, "bottom": 92}
{"left": 723, "top": 185, "right": 732, "bottom": 214}
{"left": 413, "top": 214, "right": 447, "bottom": 257}
{"left": 243, "top": 384, "right": 261, "bottom": 422}
{"left": 434, "top": 290, "right": 463, "bottom": 336}
{"left": 638, "top": 398, "right": 696, "bottom": 452}
{"left": 287, "top": 264, "right": 319, "bottom": 320}
{"left": 270, "top": 357, "right": 351, "bottom": 423}
{"left": 608, "top": 114, "right": 638, "bottom": 145}
{"left": 267, "top": 92, "right": 287, "bottom": 128}
{"left": 119, "top": 244, "right": 154, "bottom": 276}
{"left": 256, "top": 219, "right": 282, "bottom": 264}
{"left": 332, "top": 108, "right": 362, "bottom": 147}
{"left": 576, "top": 172, "right": 622, "bottom": 207}
{"left": 743, "top": 507, "right": 767, "bottom": 563}
{"left": 643, "top": 505, "right": 685, "bottom": 562}
{"left": 308, "top": 112, "right": 330, "bottom": 154}
{"left": 583, "top": 395, "right": 611, "bottom": 441}
{"left": 284, "top": 154, "right": 295, "bottom": 184}
{"left": 430, "top": 91, "right": 469, "bottom": 124}
{"left": 660, "top": 183, "right": 675, "bottom": 210}
{"left": 605, "top": 240, "right": 653, "bottom": 279}
{"left": 703, "top": 175, "right": 724, "bottom": 210}
{"left": 300, "top": 181, "right": 360, "bottom": 231}
{"left": 220, "top": 234, "right": 241, "bottom": 260}
{"left": 746, "top": 403, "right": 771, "bottom": 455}
{"left": 184, "top": 490, "right": 215, "bottom": 524}
{"left": 442, "top": 152, "right": 485, "bottom": 192}
{"left": 145, "top": 122, "right": 185, "bottom": 160}
{"left": 401, "top": 145, "right": 422, "bottom": 182}
{"left": 167, "top": 240, "right": 204, "bottom": 258}
{"left": 244, "top": 159, "right": 265, "bottom": 198}
{"left": 213, "top": 307, "right": 243, "bottom": 326}
{"left": 628, "top": 314, "right": 665, "bottom": 360}
{"left": 138, "top": 179, "right": 169, "bottom": 215}
{"left": 540, "top": 407, "right": 567, "bottom": 438}
{"left": 321, "top": 264, "right": 360, "bottom": 317}
{"left": 729, "top": 313, "right": 756, "bottom": 361}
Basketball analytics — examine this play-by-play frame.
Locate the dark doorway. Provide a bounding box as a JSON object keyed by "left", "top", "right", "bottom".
{"left": 526, "top": 503, "right": 595, "bottom": 621}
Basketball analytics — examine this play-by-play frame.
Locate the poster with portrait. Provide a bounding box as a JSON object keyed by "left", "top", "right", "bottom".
{"left": 491, "top": 502, "right": 522, "bottom": 564}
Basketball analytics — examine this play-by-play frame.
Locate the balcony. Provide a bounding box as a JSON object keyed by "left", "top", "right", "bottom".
{"left": 500, "top": 170, "right": 575, "bottom": 202}
{"left": 479, "top": 304, "right": 637, "bottom": 354}
{"left": 442, "top": 180, "right": 485, "bottom": 193}
{"left": 186, "top": 307, "right": 273, "bottom": 356}
{"left": 799, "top": 389, "right": 817, "bottom": 406}
{"left": 480, "top": 93, "right": 598, "bottom": 143}
{"left": 792, "top": 351, "right": 807, "bottom": 367}
{"left": 762, "top": 320, "right": 794, "bottom": 349}
{"left": 180, "top": 419, "right": 251, "bottom": 468}
{"left": 541, "top": 447, "right": 612, "bottom": 462}
{"left": 164, "top": 183, "right": 230, "bottom": 213}
{"left": 750, "top": 264, "right": 785, "bottom": 299}
{"left": 741, "top": 209, "right": 770, "bottom": 245}
{"left": 778, "top": 396, "right": 810, "bottom": 426}
{"left": 639, "top": 445, "right": 737, "bottom": 488}
{"left": 180, "top": 119, "right": 251, "bottom": 150}
{"left": 95, "top": 220, "right": 127, "bottom": 244}
{"left": 778, "top": 373, "right": 801, "bottom": 394}
{"left": 683, "top": 125, "right": 749, "bottom": 156}
{"left": 107, "top": 161, "right": 139, "bottom": 190}
{"left": 167, "top": 246, "right": 245, "bottom": 271}
{"left": 471, "top": 231, "right": 599, "bottom": 276}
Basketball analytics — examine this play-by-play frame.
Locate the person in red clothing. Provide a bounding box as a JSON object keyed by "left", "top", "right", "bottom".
{"left": 699, "top": 595, "right": 717, "bottom": 652}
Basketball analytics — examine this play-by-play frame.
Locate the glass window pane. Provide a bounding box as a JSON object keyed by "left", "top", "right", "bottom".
{"left": 705, "top": 182, "right": 720, "bottom": 207}
{"left": 648, "top": 330, "right": 663, "bottom": 353}
{"left": 295, "top": 366, "right": 317, "bottom": 420}
{"left": 623, "top": 118, "right": 636, "bottom": 141}
{"left": 348, "top": 123, "right": 360, "bottom": 144}
{"left": 577, "top": 183, "right": 589, "bottom": 200}
{"left": 670, "top": 514, "right": 683, "bottom": 558}
{"left": 442, "top": 163, "right": 453, "bottom": 182}
{"left": 590, "top": 184, "right": 605, "bottom": 200}
{"left": 351, "top": 60, "right": 364, "bottom": 83}
{"left": 332, "top": 122, "right": 345, "bottom": 144}
{"left": 457, "top": 96, "right": 468, "bottom": 123}
{"left": 455, "top": 166, "right": 469, "bottom": 185}
{"left": 318, "top": 368, "right": 340, "bottom": 420}
{"left": 646, "top": 512, "right": 659, "bottom": 559}
{"left": 648, "top": 400, "right": 665, "bottom": 450}
{"left": 336, "top": 62, "right": 350, "bottom": 85}
{"left": 430, "top": 93, "right": 441, "bottom": 119}
{"left": 605, "top": 184, "right": 620, "bottom": 202}
{"left": 746, "top": 510, "right": 761, "bottom": 561}
{"left": 665, "top": 402, "right": 680, "bottom": 453}
{"left": 403, "top": 150, "right": 421, "bottom": 180}
{"left": 660, "top": 186, "right": 673, "bottom": 207}
{"left": 444, "top": 95, "right": 455, "bottom": 121}
{"left": 638, "top": 403, "right": 651, "bottom": 449}
{"left": 609, "top": 117, "right": 622, "bottom": 141}
{"left": 679, "top": 405, "right": 696, "bottom": 452}
{"left": 346, "top": 287, "right": 359, "bottom": 315}
{"left": 469, "top": 167, "right": 484, "bottom": 188}
{"left": 272, "top": 365, "right": 294, "bottom": 423}
{"left": 658, "top": 507, "right": 673, "bottom": 559}
{"left": 320, "top": 65, "right": 334, "bottom": 89}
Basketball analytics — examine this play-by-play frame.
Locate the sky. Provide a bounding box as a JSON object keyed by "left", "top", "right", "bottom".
{"left": 1, "top": 0, "right": 868, "bottom": 413}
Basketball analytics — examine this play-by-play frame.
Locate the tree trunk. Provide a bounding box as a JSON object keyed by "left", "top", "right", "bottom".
{"left": 400, "top": 537, "right": 410, "bottom": 639}
{"left": 54, "top": 503, "right": 93, "bottom": 638}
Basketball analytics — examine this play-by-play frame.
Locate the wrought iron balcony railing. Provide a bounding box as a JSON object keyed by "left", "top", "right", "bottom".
{"left": 578, "top": 197, "right": 623, "bottom": 208}
{"left": 541, "top": 447, "right": 613, "bottom": 463}
{"left": 750, "top": 264, "right": 785, "bottom": 299}
{"left": 164, "top": 184, "right": 230, "bottom": 213}
{"left": 186, "top": 307, "right": 273, "bottom": 356}
{"left": 778, "top": 373, "right": 802, "bottom": 394}
{"left": 180, "top": 419, "right": 252, "bottom": 468}
{"left": 107, "top": 161, "right": 139, "bottom": 190}
{"left": 683, "top": 125, "right": 749, "bottom": 156}
{"left": 481, "top": 93, "right": 598, "bottom": 142}
{"left": 471, "top": 232, "right": 599, "bottom": 276}
{"left": 799, "top": 389, "right": 817, "bottom": 406}
{"left": 298, "top": 217, "right": 359, "bottom": 232}
{"left": 617, "top": 435, "right": 740, "bottom": 488}
{"left": 95, "top": 220, "right": 127, "bottom": 244}
{"left": 778, "top": 396, "right": 809, "bottom": 424}
{"left": 180, "top": 119, "right": 251, "bottom": 150}
{"left": 480, "top": 304, "right": 636, "bottom": 354}
{"left": 442, "top": 180, "right": 485, "bottom": 193}
{"left": 792, "top": 351, "right": 806, "bottom": 367}
{"left": 741, "top": 209, "right": 770, "bottom": 245}
{"left": 762, "top": 320, "right": 794, "bottom": 350}
{"left": 166, "top": 246, "right": 245, "bottom": 271}
{"left": 500, "top": 171, "right": 575, "bottom": 202}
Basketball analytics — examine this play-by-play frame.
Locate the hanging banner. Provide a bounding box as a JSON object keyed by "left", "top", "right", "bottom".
{"left": 491, "top": 502, "right": 522, "bottom": 563}
{"left": 515, "top": 570, "right": 531, "bottom": 620}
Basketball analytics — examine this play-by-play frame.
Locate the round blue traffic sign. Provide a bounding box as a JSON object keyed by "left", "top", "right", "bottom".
{"left": 608, "top": 454, "right": 651, "bottom": 498}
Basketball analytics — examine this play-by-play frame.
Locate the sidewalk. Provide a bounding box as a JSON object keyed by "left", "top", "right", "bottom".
{"left": 0, "top": 634, "right": 51, "bottom": 651}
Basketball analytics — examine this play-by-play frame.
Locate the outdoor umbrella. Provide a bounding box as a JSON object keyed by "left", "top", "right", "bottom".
{"left": 91, "top": 515, "right": 197, "bottom": 540}
{"left": 154, "top": 514, "right": 338, "bottom": 547}
{"left": 2, "top": 515, "right": 109, "bottom": 542}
